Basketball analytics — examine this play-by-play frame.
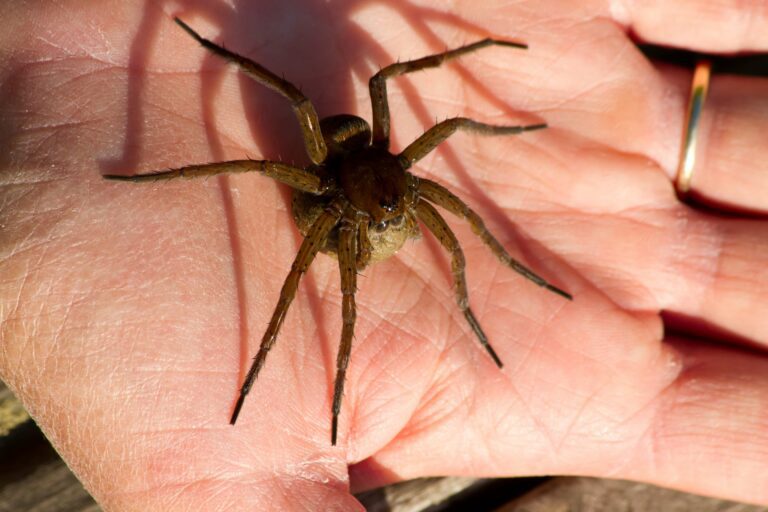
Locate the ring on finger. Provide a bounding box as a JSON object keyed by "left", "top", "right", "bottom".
{"left": 675, "top": 59, "right": 712, "bottom": 197}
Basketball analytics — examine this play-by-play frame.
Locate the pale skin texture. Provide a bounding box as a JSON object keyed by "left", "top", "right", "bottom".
{"left": 1, "top": 0, "right": 768, "bottom": 510}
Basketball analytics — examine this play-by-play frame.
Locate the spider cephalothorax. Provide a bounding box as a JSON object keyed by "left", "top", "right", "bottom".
{"left": 292, "top": 113, "right": 419, "bottom": 265}
{"left": 106, "top": 17, "right": 571, "bottom": 445}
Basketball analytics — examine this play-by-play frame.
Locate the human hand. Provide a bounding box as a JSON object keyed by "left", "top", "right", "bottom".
{"left": 1, "top": 1, "right": 766, "bottom": 510}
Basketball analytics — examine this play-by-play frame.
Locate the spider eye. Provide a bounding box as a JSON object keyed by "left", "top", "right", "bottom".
{"left": 373, "top": 220, "right": 388, "bottom": 233}
{"left": 389, "top": 215, "right": 404, "bottom": 227}
{"left": 379, "top": 198, "right": 398, "bottom": 213}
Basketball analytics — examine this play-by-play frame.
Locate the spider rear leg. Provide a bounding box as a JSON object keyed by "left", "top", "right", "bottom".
{"left": 415, "top": 199, "right": 503, "bottom": 368}
{"left": 174, "top": 17, "right": 327, "bottom": 164}
{"left": 104, "top": 160, "right": 329, "bottom": 194}
{"left": 369, "top": 38, "right": 528, "bottom": 149}
{"left": 418, "top": 178, "right": 571, "bottom": 300}
{"left": 331, "top": 210, "right": 360, "bottom": 445}
{"left": 398, "top": 117, "right": 546, "bottom": 170}
{"left": 230, "top": 198, "right": 345, "bottom": 425}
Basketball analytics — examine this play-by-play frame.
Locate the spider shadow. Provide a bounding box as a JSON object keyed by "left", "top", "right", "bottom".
{"left": 102, "top": 0, "right": 568, "bottom": 440}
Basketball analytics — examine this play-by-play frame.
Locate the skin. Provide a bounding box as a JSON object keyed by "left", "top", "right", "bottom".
{"left": 1, "top": 0, "right": 767, "bottom": 510}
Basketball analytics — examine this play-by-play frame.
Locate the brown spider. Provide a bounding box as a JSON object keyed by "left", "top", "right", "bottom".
{"left": 105, "top": 17, "right": 571, "bottom": 445}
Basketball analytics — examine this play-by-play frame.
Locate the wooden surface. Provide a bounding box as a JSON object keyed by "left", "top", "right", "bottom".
{"left": 0, "top": 380, "right": 28, "bottom": 436}
{"left": 0, "top": 381, "right": 99, "bottom": 512}
{"left": 0, "top": 444, "right": 100, "bottom": 512}
{"left": 2, "top": 380, "right": 766, "bottom": 512}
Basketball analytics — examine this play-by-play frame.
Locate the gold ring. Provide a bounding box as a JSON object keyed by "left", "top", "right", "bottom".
{"left": 675, "top": 60, "right": 712, "bottom": 197}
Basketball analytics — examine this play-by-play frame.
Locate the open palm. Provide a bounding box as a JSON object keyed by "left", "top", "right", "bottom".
{"left": 1, "top": 1, "right": 767, "bottom": 510}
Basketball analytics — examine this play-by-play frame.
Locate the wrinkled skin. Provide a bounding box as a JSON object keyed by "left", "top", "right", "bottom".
{"left": 2, "top": 1, "right": 768, "bottom": 510}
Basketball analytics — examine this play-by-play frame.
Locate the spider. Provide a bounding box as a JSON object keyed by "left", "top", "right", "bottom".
{"left": 105, "top": 17, "right": 572, "bottom": 445}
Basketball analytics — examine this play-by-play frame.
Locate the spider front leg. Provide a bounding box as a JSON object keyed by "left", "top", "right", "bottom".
{"left": 356, "top": 219, "right": 373, "bottom": 269}
{"left": 174, "top": 18, "right": 327, "bottom": 164}
{"left": 418, "top": 178, "right": 571, "bottom": 300}
{"left": 230, "top": 198, "right": 345, "bottom": 424}
{"left": 398, "top": 118, "right": 546, "bottom": 170}
{"left": 331, "top": 210, "right": 360, "bottom": 445}
{"left": 104, "top": 160, "right": 329, "bottom": 194}
{"left": 369, "top": 38, "right": 527, "bottom": 149}
{"left": 414, "top": 199, "right": 503, "bottom": 368}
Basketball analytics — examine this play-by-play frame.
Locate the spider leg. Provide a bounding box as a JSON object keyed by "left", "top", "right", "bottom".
{"left": 418, "top": 178, "right": 571, "bottom": 300}
{"left": 174, "top": 17, "right": 327, "bottom": 164}
{"left": 230, "top": 198, "right": 346, "bottom": 425}
{"left": 414, "top": 199, "right": 503, "bottom": 368}
{"left": 331, "top": 209, "right": 360, "bottom": 445}
{"left": 398, "top": 118, "right": 546, "bottom": 169}
{"left": 356, "top": 218, "right": 373, "bottom": 269}
{"left": 104, "top": 160, "right": 329, "bottom": 194}
{"left": 369, "top": 38, "right": 527, "bottom": 149}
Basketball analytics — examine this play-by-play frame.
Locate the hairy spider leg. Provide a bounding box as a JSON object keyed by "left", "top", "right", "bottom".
{"left": 418, "top": 178, "right": 571, "bottom": 300}
{"left": 104, "top": 160, "right": 328, "bottom": 193}
{"left": 174, "top": 17, "right": 328, "bottom": 165}
{"left": 414, "top": 199, "right": 503, "bottom": 367}
{"left": 369, "top": 38, "right": 528, "bottom": 149}
{"left": 398, "top": 118, "right": 546, "bottom": 170}
{"left": 356, "top": 219, "right": 373, "bottom": 269}
{"left": 332, "top": 210, "right": 360, "bottom": 445}
{"left": 230, "top": 198, "right": 346, "bottom": 425}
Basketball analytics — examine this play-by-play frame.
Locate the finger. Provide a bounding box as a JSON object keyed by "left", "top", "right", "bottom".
{"left": 683, "top": 73, "right": 768, "bottom": 212}
{"left": 583, "top": 206, "right": 768, "bottom": 346}
{"left": 548, "top": 201, "right": 768, "bottom": 346}
{"left": 464, "top": 125, "right": 768, "bottom": 348}
{"left": 671, "top": 215, "right": 768, "bottom": 345}
{"left": 623, "top": 337, "right": 768, "bottom": 503}
{"left": 564, "top": 205, "right": 768, "bottom": 346}
{"left": 614, "top": 0, "right": 768, "bottom": 51}
{"left": 652, "top": 63, "right": 768, "bottom": 214}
